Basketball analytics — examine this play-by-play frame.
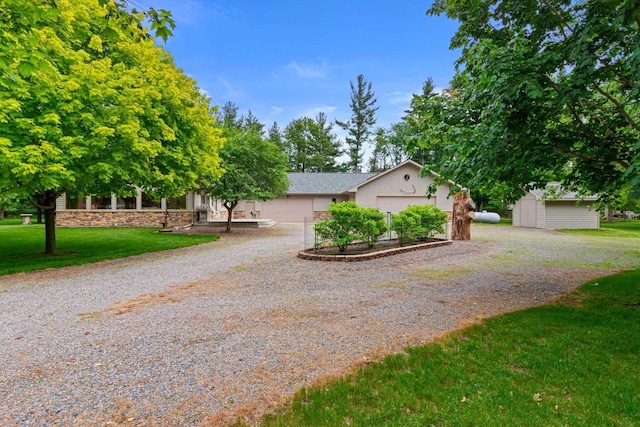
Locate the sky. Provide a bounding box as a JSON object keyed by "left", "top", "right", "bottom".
{"left": 136, "top": 0, "right": 460, "bottom": 149}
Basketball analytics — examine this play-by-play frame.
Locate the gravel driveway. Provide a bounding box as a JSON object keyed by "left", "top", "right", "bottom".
{"left": 0, "top": 223, "right": 637, "bottom": 426}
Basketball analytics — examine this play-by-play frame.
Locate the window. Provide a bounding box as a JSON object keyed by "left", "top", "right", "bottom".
{"left": 141, "top": 192, "right": 161, "bottom": 209}
{"left": 116, "top": 196, "right": 136, "bottom": 210}
{"left": 166, "top": 194, "right": 187, "bottom": 210}
{"left": 92, "top": 196, "right": 112, "bottom": 209}
{"left": 65, "top": 193, "right": 86, "bottom": 210}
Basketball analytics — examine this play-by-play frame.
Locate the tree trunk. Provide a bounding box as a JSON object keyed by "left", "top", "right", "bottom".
{"left": 223, "top": 200, "right": 238, "bottom": 233}
{"left": 42, "top": 190, "right": 58, "bottom": 255}
{"left": 37, "top": 207, "right": 43, "bottom": 224}
{"left": 0, "top": 206, "right": 4, "bottom": 220}
{"left": 451, "top": 191, "right": 473, "bottom": 241}
{"left": 607, "top": 206, "right": 614, "bottom": 223}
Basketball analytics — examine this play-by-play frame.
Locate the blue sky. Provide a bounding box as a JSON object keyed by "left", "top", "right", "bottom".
{"left": 138, "top": 1, "right": 459, "bottom": 140}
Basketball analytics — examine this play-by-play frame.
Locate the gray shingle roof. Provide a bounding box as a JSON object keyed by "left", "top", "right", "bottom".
{"left": 287, "top": 172, "right": 379, "bottom": 194}
{"left": 531, "top": 183, "right": 598, "bottom": 201}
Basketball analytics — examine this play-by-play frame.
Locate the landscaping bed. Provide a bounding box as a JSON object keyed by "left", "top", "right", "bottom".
{"left": 298, "top": 237, "right": 452, "bottom": 261}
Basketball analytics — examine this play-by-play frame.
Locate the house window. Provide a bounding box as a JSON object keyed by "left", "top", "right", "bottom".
{"left": 65, "top": 193, "right": 86, "bottom": 209}
{"left": 92, "top": 196, "right": 112, "bottom": 209}
{"left": 166, "top": 195, "right": 187, "bottom": 210}
{"left": 141, "top": 192, "right": 161, "bottom": 209}
{"left": 116, "top": 196, "right": 136, "bottom": 209}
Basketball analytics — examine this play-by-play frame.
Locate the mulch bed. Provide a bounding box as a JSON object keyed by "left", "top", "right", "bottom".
{"left": 299, "top": 238, "right": 452, "bottom": 261}
{"left": 310, "top": 238, "right": 439, "bottom": 256}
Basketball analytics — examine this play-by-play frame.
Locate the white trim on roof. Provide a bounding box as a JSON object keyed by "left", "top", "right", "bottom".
{"left": 348, "top": 160, "right": 463, "bottom": 192}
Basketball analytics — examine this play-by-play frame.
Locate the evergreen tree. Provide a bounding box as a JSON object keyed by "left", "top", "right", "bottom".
{"left": 283, "top": 114, "right": 343, "bottom": 172}
{"left": 267, "top": 122, "right": 284, "bottom": 148}
{"left": 309, "top": 112, "right": 343, "bottom": 172}
{"left": 241, "top": 110, "right": 265, "bottom": 135}
{"left": 403, "top": 78, "right": 448, "bottom": 167}
{"left": 284, "top": 117, "right": 314, "bottom": 172}
{"left": 215, "top": 101, "right": 242, "bottom": 129}
{"left": 336, "top": 74, "right": 379, "bottom": 172}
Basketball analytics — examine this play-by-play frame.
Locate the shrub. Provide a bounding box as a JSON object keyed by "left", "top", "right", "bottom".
{"left": 358, "top": 207, "right": 389, "bottom": 248}
{"left": 392, "top": 204, "right": 447, "bottom": 245}
{"left": 391, "top": 209, "right": 421, "bottom": 245}
{"left": 314, "top": 202, "right": 388, "bottom": 252}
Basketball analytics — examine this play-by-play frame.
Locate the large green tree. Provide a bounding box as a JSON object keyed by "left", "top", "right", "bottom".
{"left": 0, "top": 0, "right": 224, "bottom": 254}
{"left": 427, "top": 0, "right": 640, "bottom": 203}
{"left": 208, "top": 128, "right": 289, "bottom": 232}
{"left": 282, "top": 113, "right": 343, "bottom": 172}
{"left": 336, "top": 74, "right": 379, "bottom": 172}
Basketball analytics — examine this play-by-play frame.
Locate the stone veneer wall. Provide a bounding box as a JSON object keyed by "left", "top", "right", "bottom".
{"left": 57, "top": 211, "right": 194, "bottom": 227}
{"left": 314, "top": 211, "right": 330, "bottom": 221}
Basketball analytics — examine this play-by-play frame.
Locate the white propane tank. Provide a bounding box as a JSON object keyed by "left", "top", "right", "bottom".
{"left": 473, "top": 210, "right": 501, "bottom": 223}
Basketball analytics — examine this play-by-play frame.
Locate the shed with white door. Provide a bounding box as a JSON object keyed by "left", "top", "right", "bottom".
{"left": 512, "top": 186, "right": 599, "bottom": 229}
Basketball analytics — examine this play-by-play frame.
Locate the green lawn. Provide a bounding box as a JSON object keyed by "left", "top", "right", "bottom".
{"left": 559, "top": 219, "right": 640, "bottom": 238}
{"left": 262, "top": 269, "right": 640, "bottom": 426}
{"left": 0, "top": 220, "right": 218, "bottom": 276}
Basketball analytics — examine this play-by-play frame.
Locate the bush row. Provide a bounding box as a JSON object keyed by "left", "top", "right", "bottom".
{"left": 314, "top": 201, "right": 448, "bottom": 253}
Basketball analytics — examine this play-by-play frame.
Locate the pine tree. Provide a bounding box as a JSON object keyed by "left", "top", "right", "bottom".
{"left": 215, "top": 101, "right": 242, "bottom": 129}
{"left": 241, "top": 110, "right": 265, "bottom": 135}
{"left": 336, "top": 74, "right": 379, "bottom": 172}
{"left": 283, "top": 113, "right": 343, "bottom": 172}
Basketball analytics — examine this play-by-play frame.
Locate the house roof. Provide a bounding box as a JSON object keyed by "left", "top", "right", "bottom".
{"left": 349, "top": 160, "right": 464, "bottom": 192}
{"left": 530, "top": 183, "right": 598, "bottom": 201}
{"left": 287, "top": 172, "right": 379, "bottom": 194}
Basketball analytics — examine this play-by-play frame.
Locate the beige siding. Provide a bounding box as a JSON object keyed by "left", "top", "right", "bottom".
{"left": 545, "top": 202, "right": 599, "bottom": 229}
{"left": 261, "top": 197, "right": 313, "bottom": 222}
{"left": 355, "top": 163, "right": 453, "bottom": 212}
{"left": 56, "top": 195, "right": 65, "bottom": 211}
{"left": 313, "top": 196, "right": 349, "bottom": 212}
{"left": 376, "top": 196, "right": 433, "bottom": 214}
{"left": 186, "top": 192, "right": 195, "bottom": 211}
{"left": 536, "top": 200, "right": 546, "bottom": 229}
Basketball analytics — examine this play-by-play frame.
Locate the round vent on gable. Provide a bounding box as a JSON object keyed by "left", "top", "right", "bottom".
{"left": 403, "top": 174, "right": 410, "bottom": 181}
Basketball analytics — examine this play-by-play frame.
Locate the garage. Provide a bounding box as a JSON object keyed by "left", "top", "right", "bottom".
{"left": 545, "top": 201, "right": 599, "bottom": 229}
{"left": 513, "top": 186, "right": 599, "bottom": 229}
{"left": 261, "top": 198, "right": 313, "bottom": 222}
{"left": 376, "top": 196, "right": 433, "bottom": 214}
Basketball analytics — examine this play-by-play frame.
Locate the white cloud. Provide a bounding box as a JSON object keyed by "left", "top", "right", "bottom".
{"left": 286, "top": 60, "right": 328, "bottom": 79}
{"left": 215, "top": 76, "right": 245, "bottom": 101}
{"left": 387, "top": 91, "right": 413, "bottom": 106}
{"left": 271, "top": 106, "right": 283, "bottom": 116}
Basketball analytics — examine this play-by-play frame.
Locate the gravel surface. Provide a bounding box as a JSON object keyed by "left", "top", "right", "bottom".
{"left": 0, "top": 223, "right": 637, "bottom": 426}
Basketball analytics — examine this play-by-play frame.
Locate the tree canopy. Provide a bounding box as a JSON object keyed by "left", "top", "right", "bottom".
{"left": 208, "top": 128, "right": 289, "bottom": 232}
{"left": 281, "top": 113, "right": 343, "bottom": 172}
{"left": 425, "top": 0, "right": 640, "bottom": 204}
{"left": 0, "top": 0, "right": 224, "bottom": 253}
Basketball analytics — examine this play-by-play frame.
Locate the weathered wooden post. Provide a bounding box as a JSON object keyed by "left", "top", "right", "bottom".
{"left": 451, "top": 191, "right": 473, "bottom": 240}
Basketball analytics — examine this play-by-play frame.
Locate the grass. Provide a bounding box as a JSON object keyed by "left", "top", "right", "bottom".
{"left": 473, "top": 218, "right": 513, "bottom": 226}
{"left": 0, "top": 220, "right": 219, "bottom": 276}
{"left": 559, "top": 219, "right": 640, "bottom": 238}
{"left": 262, "top": 269, "right": 640, "bottom": 426}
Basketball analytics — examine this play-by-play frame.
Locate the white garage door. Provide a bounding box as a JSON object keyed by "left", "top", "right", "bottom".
{"left": 376, "top": 196, "right": 433, "bottom": 214}
{"left": 261, "top": 198, "right": 314, "bottom": 222}
{"left": 545, "top": 202, "right": 599, "bottom": 229}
